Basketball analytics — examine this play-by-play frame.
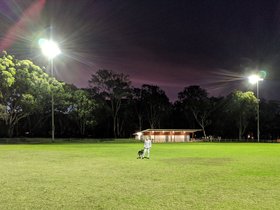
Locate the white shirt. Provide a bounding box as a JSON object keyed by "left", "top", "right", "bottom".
{"left": 144, "top": 139, "right": 152, "bottom": 149}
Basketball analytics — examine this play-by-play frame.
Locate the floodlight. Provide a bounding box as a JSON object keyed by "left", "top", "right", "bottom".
{"left": 39, "top": 38, "right": 61, "bottom": 59}
{"left": 248, "top": 74, "right": 263, "bottom": 85}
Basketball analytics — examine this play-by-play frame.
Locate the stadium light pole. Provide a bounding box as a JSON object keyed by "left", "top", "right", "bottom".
{"left": 248, "top": 74, "right": 263, "bottom": 143}
{"left": 39, "top": 38, "right": 61, "bottom": 142}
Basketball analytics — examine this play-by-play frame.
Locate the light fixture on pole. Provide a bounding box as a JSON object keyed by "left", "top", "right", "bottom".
{"left": 248, "top": 74, "right": 263, "bottom": 143}
{"left": 39, "top": 38, "right": 61, "bottom": 141}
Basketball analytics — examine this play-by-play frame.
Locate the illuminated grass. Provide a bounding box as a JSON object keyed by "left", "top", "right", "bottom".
{"left": 0, "top": 143, "right": 280, "bottom": 209}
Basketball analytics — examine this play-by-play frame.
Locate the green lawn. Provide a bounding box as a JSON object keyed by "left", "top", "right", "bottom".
{"left": 0, "top": 142, "right": 280, "bottom": 210}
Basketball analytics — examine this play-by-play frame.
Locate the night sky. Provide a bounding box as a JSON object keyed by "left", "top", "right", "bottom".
{"left": 1, "top": 0, "right": 280, "bottom": 101}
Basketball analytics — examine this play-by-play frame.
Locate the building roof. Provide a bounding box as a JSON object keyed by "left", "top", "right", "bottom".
{"left": 134, "top": 129, "right": 202, "bottom": 135}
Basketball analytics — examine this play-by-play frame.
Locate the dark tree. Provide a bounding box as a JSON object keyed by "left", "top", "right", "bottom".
{"left": 259, "top": 100, "right": 280, "bottom": 139}
{"left": 89, "top": 69, "right": 131, "bottom": 138}
{"left": 178, "top": 86, "right": 213, "bottom": 138}
{"left": 65, "top": 85, "right": 97, "bottom": 136}
{"left": 130, "top": 87, "right": 145, "bottom": 131}
{"left": 140, "top": 84, "right": 171, "bottom": 129}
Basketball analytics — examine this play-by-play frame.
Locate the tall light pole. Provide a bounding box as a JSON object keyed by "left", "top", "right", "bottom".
{"left": 248, "top": 74, "right": 263, "bottom": 142}
{"left": 39, "top": 38, "right": 61, "bottom": 141}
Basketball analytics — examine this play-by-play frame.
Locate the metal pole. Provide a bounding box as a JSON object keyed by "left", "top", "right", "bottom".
{"left": 257, "top": 81, "right": 260, "bottom": 143}
{"left": 51, "top": 59, "right": 55, "bottom": 142}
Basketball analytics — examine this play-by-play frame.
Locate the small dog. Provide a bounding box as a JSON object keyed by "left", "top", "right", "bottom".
{"left": 137, "top": 149, "right": 144, "bottom": 159}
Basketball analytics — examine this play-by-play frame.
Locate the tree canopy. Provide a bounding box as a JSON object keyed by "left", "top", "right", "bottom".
{"left": 89, "top": 69, "right": 131, "bottom": 137}
{"left": 1, "top": 52, "right": 280, "bottom": 140}
{"left": 227, "top": 90, "right": 258, "bottom": 140}
{"left": 0, "top": 51, "right": 65, "bottom": 136}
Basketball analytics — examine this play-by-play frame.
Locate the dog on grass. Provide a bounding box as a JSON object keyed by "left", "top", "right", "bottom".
{"left": 137, "top": 149, "right": 144, "bottom": 159}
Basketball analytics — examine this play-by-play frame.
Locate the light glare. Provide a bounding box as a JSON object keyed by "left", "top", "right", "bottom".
{"left": 248, "top": 74, "right": 263, "bottom": 84}
{"left": 39, "top": 38, "right": 61, "bottom": 59}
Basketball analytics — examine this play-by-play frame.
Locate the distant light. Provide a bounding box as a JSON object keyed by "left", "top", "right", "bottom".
{"left": 248, "top": 74, "right": 263, "bottom": 84}
{"left": 39, "top": 38, "right": 61, "bottom": 59}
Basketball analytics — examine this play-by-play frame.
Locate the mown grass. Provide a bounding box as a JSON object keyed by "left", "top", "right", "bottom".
{"left": 0, "top": 142, "right": 279, "bottom": 209}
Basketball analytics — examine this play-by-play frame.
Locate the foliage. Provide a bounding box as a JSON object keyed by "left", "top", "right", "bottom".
{"left": 89, "top": 69, "right": 131, "bottom": 137}
{"left": 259, "top": 100, "right": 280, "bottom": 139}
{"left": 1, "top": 53, "right": 280, "bottom": 139}
{"left": 140, "top": 84, "right": 171, "bottom": 129}
{"left": 0, "top": 51, "right": 15, "bottom": 90}
{"left": 227, "top": 90, "right": 258, "bottom": 140}
{"left": 130, "top": 87, "right": 145, "bottom": 131}
{"left": 0, "top": 51, "right": 65, "bottom": 137}
{"left": 178, "top": 86, "right": 213, "bottom": 138}
{"left": 68, "top": 86, "right": 97, "bottom": 136}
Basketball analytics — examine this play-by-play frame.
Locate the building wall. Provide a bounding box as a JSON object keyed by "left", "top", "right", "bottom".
{"left": 154, "top": 135, "right": 166, "bottom": 143}
{"left": 140, "top": 134, "right": 192, "bottom": 143}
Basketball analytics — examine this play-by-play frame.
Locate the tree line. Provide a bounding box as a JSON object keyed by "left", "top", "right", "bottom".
{"left": 1, "top": 52, "right": 280, "bottom": 140}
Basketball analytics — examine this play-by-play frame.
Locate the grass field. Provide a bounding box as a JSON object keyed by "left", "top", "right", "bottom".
{"left": 0, "top": 142, "right": 280, "bottom": 210}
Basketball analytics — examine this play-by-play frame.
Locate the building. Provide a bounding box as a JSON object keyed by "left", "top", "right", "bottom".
{"left": 134, "top": 129, "right": 202, "bottom": 143}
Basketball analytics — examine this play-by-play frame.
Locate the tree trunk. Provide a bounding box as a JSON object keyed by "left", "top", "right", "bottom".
{"left": 116, "top": 117, "right": 121, "bottom": 137}
{"left": 7, "top": 125, "right": 14, "bottom": 137}
{"left": 113, "top": 115, "right": 117, "bottom": 138}
{"left": 202, "top": 127, "right": 207, "bottom": 139}
{"left": 79, "top": 120, "right": 86, "bottom": 136}
{"left": 138, "top": 115, "right": 142, "bottom": 131}
{"left": 192, "top": 110, "right": 207, "bottom": 138}
{"left": 238, "top": 116, "right": 242, "bottom": 140}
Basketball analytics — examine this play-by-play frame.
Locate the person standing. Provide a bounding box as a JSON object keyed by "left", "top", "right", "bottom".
{"left": 142, "top": 137, "right": 152, "bottom": 159}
